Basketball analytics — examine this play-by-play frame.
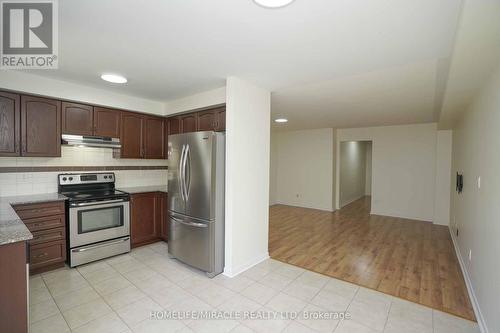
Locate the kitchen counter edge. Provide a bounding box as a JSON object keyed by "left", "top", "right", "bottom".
{"left": 118, "top": 186, "right": 168, "bottom": 195}
{"left": 0, "top": 193, "right": 67, "bottom": 246}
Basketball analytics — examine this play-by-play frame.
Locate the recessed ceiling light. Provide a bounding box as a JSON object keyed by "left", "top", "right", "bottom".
{"left": 101, "top": 74, "right": 127, "bottom": 84}
{"left": 274, "top": 118, "right": 288, "bottom": 123}
{"left": 254, "top": 0, "right": 295, "bottom": 9}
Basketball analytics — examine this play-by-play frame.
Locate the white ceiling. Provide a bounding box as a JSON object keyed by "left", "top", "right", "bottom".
{"left": 26, "top": 0, "right": 477, "bottom": 129}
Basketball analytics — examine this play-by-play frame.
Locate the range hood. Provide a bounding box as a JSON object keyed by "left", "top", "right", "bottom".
{"left": 61, "top": 134, "right": 121, "bottom": 149}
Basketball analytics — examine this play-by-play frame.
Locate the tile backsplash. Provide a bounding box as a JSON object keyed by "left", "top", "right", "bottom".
{"left": 0, "top": 146, "right": 168, "bottom": 168}
{"left": 0, "top": 146, "right": 168, "bottom": 196}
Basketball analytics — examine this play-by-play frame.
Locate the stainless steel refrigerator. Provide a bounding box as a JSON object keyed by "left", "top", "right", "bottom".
{"left": 167, "top": 131, "right": 225, "bottom": 277}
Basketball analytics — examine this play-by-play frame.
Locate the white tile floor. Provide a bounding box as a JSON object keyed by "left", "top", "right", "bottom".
{"left": 29, "top": 242, "right": 480, "bottom": 333}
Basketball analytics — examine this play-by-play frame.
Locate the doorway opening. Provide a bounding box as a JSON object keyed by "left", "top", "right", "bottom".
{"left": 339, "top": 140, "right": 372, "bottom": 209}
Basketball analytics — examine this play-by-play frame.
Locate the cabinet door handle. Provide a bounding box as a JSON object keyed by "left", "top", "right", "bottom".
{"left": 36, "top": 252, "right": 49, "bottom": 259}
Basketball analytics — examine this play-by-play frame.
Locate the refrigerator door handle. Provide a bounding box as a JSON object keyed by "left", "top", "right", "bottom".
{"left": 171, "top": 215, "right": 208, "bottom": 228}
{"left": 179, "top": 144, "right": 186, "bottom": 202}
{"left": 185, "top": 144, "right": 191, "bottom": 200}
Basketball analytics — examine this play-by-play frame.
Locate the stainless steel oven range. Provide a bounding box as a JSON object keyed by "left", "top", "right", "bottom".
{"left": 58, "top": 173, "right": 130, "bottom": 267}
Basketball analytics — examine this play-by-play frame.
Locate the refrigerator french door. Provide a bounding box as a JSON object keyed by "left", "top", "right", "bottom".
{"left": 167, "top": 131, "right": 225, "bottom": 277}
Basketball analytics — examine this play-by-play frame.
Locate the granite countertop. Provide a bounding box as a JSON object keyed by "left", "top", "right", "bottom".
{"left": 118, "top": 185, "right": 168, "bottom": 194}
{"left": 0, "top": 193, "right": 67, "bottom": 246}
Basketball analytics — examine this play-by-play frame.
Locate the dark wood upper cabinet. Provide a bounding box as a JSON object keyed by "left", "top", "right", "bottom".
{"left": 0, "top": 91, "right": 20, "bottom": 156}
{"left": 121, "top": 112, "right": 143, "bottom": 158}
{"left": 144, "top": 116, "right": 165, "bottom": 159}
{"left": 215, "top": 107, "right": 226, "bottom": 131}
{"left": 21, "top": 95, "right": 61, "bottom": 157}
{"left": 180, "top": 114, "right": 197, "bottom": 133}
{"left": 197, "top": 110, "right": 217, "bottom": 131}
{"left": 165, "top": 117, "right": 180, "bottom": 159}
{"left": 2, "top": 89, "right": 224, "bottom": 160}
{"left": 169, "top": 117, "right": 180, "bottom": 135}
{"left": 197, "top": 107, "right": 226, "bottom": 132}
{"left": 62, "top": 104, "right": 121, "bottom": 138}
{"left": 94, "top": 107, "right": 121, "bottom": 138}
{"left": 62, "top": 102, "right": 93, "bottom": 136}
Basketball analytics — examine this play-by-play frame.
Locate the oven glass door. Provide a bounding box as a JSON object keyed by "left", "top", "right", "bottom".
{"left": 78, "top": 206, "right": 123, "bottom": 233}
{"left": 70, "top": 201, "right": 130, "bottom": 248}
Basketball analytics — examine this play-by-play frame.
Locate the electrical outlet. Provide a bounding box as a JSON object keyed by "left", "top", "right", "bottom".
{"left": 468, "top": 249, "right": 472, "bottom": 261}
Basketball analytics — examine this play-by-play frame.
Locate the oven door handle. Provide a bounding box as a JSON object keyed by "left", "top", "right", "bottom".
{"left": 71, "top": 237, "right": 130, "bottom": 253}
{"left": 70, "top": 199, "right": 127, "bottom": 207}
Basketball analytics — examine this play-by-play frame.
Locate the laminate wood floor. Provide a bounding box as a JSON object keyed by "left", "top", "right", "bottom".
{"left": 269, "top": 196, "right": 476, "bottom": 321}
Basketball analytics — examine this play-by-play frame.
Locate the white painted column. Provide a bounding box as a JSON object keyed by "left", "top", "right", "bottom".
{"left": 224, "top": 77, "right": 271, "bottom": 277}
{"left": 434, "top": 130, "right": 453, "bottom": 225}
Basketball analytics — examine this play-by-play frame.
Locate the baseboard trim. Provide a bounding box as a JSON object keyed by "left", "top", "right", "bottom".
{"left": 274, "top": 202, "right": 335, "bottom": 212}
{"left": 223, "top": 252, "right": 269, "bottom": 278}
{"left": 449, "top": 227, "right": 489, "bottom": 333}
{"left": 370, "top": 210, "right": 433, "bottom": 223}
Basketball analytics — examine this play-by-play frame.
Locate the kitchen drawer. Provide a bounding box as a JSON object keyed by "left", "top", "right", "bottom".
{"left": 29, "top": 227, "right": 65, "bottom": 245}
{"left": 23, "top": 214, "right": 65, "bottom": 232}
{"left": 15, "top": 201, "right": 65, "bottom": 219}
{"left": 29, "top": 240, "right": 66, "bottom": 270}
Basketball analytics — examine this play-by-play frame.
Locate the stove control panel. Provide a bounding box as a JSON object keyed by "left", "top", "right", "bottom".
{"left": 59, "top": 173, "right": 115, "bottom": 185}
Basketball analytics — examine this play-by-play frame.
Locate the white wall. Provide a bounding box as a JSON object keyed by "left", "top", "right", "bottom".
{"left": 365, "top": 142, "right": 372, "bottom": 195}
{"left": 164, "top": 87, "right": 226, "bottom": 115}
{"left": 0, "top": 71, "right": 165, "bottom": 115}
{"left": 332, "top": 128, "right": 338, "bottom": 211}
{"left": 449, "top": 67, "right": 500, "bottom": 333}
{"left": 337, "top": 123, "right": 438, "bottom": 221}
{"left": 273, "top": 128, "right": 334, "bottom": 211}
{"left": 269, "top": 132, "right": 278, "bottom": 205}
{"left": 224, "top": 77, "right": 271, "bottom": 277}
{"left": 339, "top": 141, "right": 368, "bottom": 207}
{"left": 434, "top": 131, "right": 452, "bottom": 226}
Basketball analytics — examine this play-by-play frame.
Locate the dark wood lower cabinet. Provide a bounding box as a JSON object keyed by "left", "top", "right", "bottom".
{"left": 131, "top": 192, "right": 168, "bottom": 247}
{"left": 159, "top": 192, "right": 168, "bottom": 241}
{"left": 30, "top": 240, "right": 66, "bottom": 272}
{"left": 14, "top": 201, "right": 66, "bottom": 274}
{"left": 0, "top": 241, "right": 28, "bottom": 333}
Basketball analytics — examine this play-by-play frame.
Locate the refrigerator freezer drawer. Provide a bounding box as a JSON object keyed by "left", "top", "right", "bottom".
{"left": 168, "top": 215, "right": 213, "bottom": 273}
